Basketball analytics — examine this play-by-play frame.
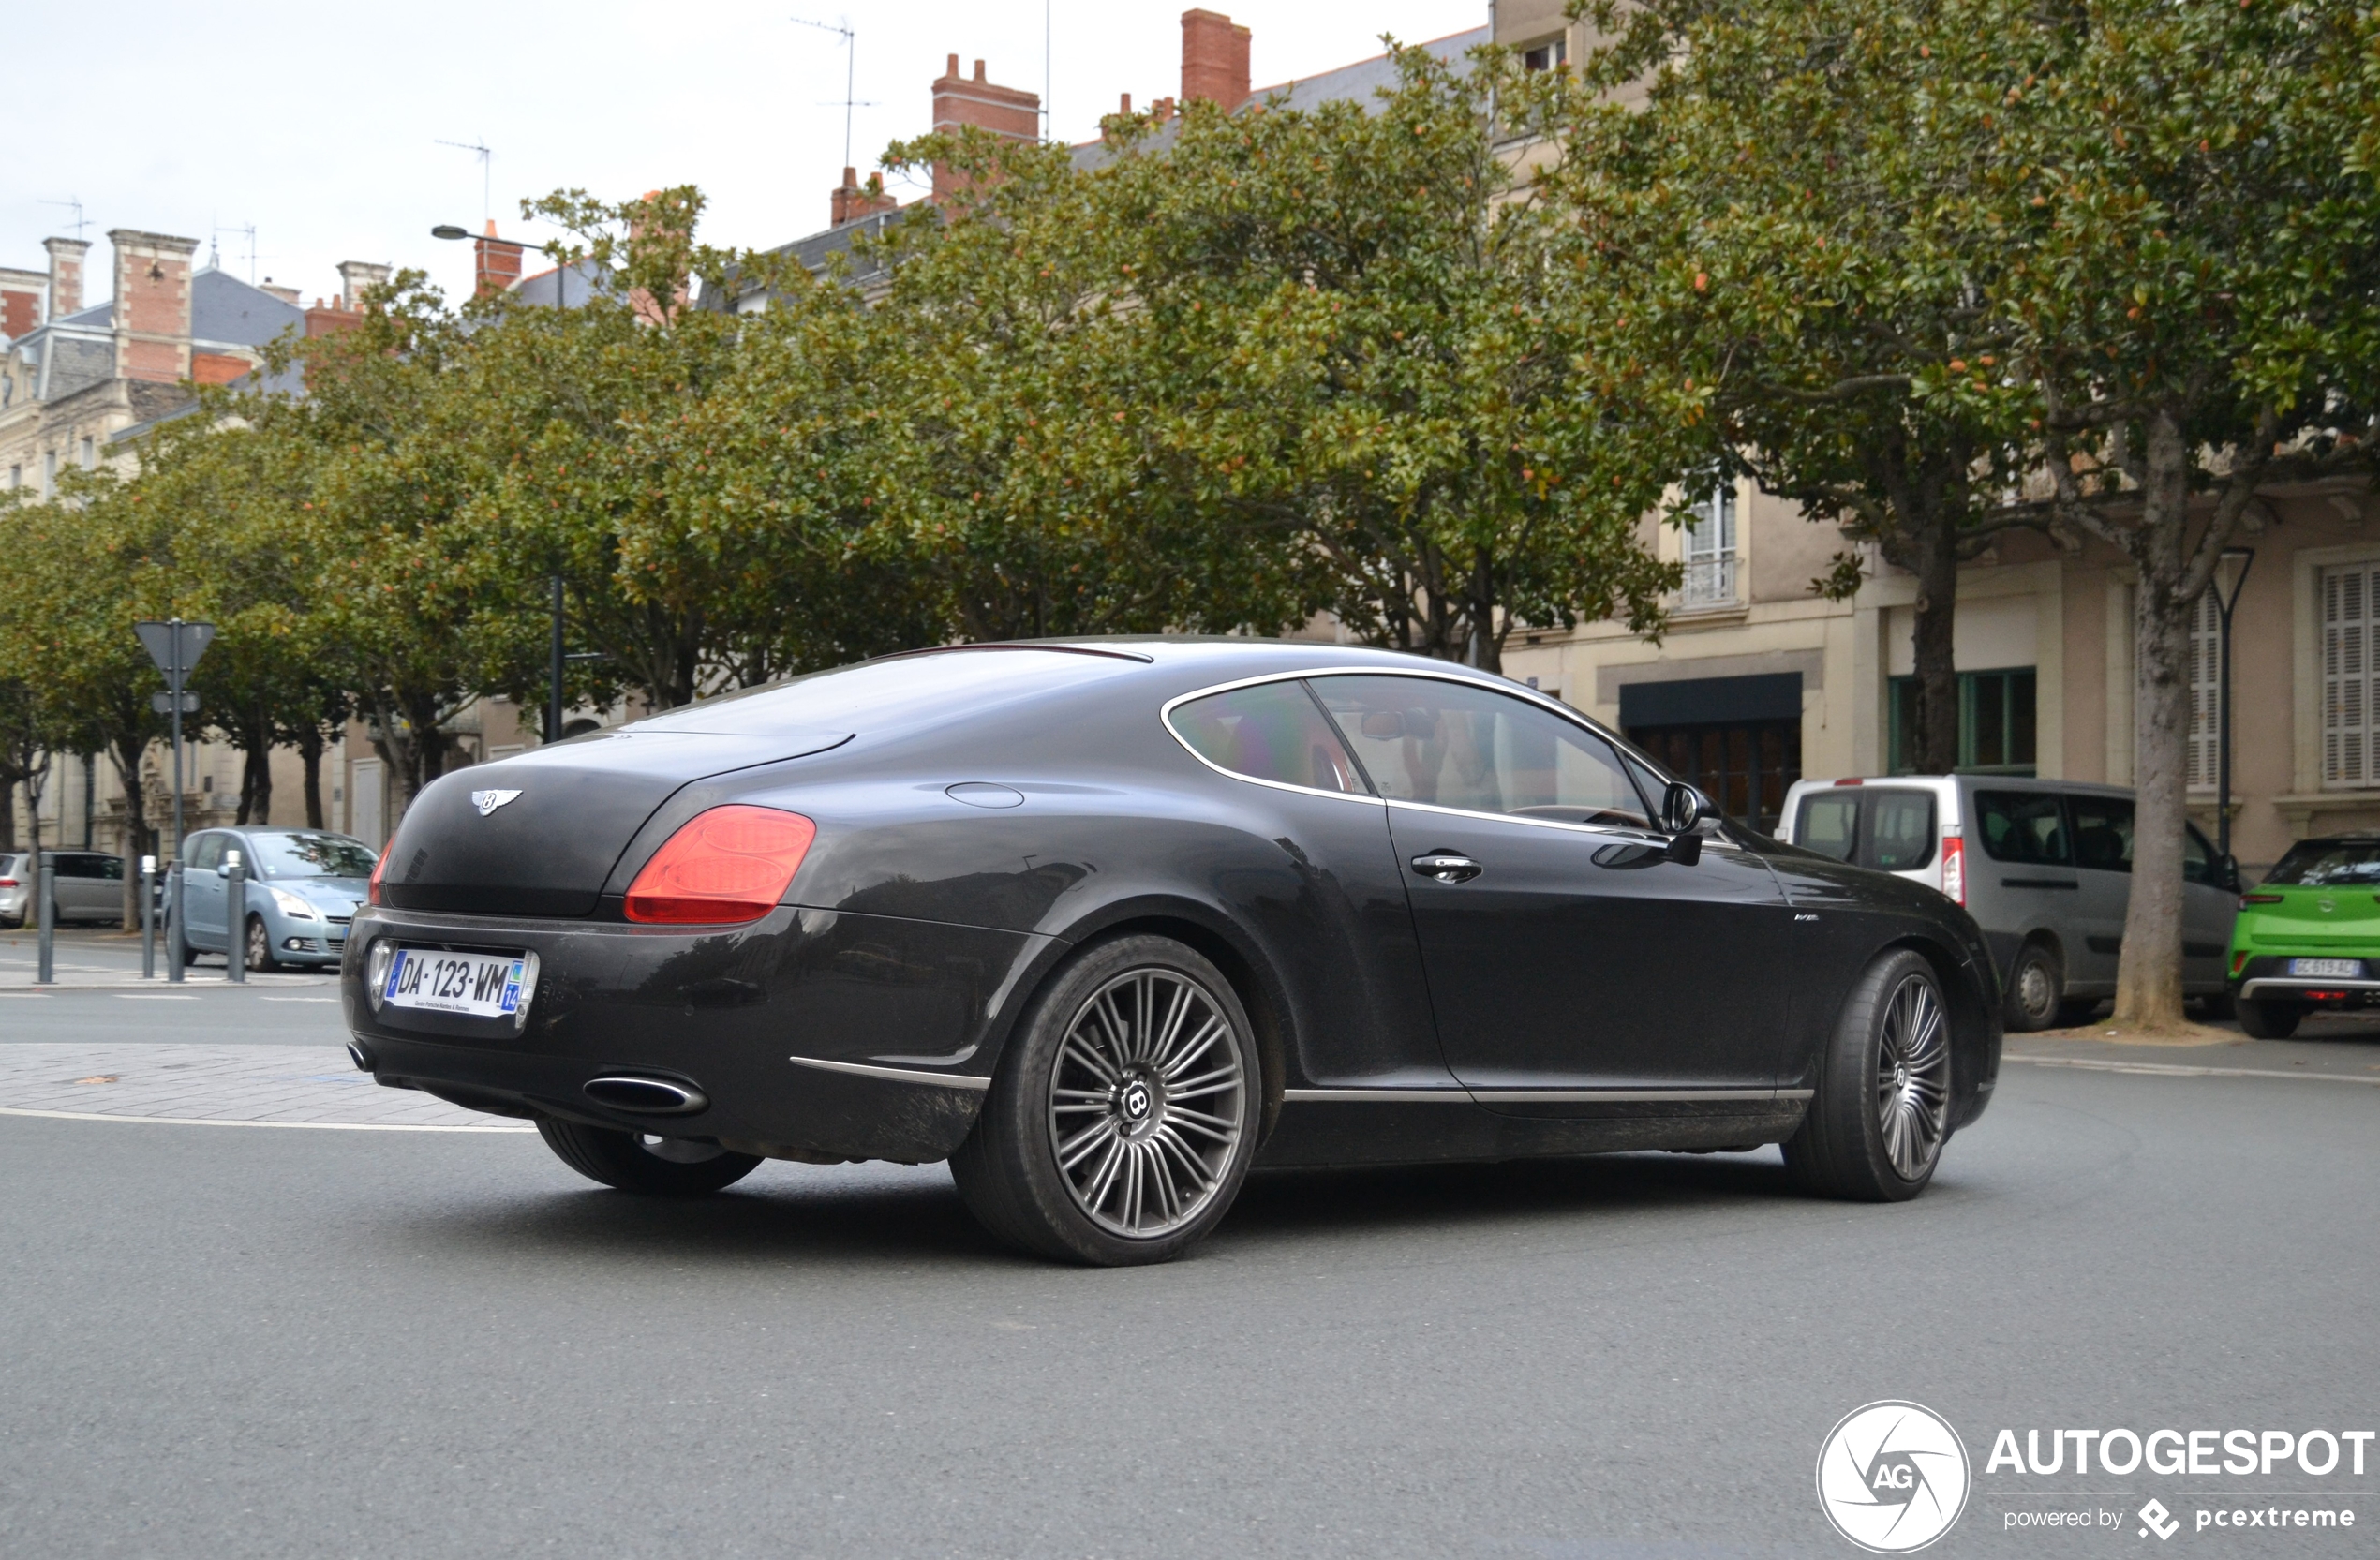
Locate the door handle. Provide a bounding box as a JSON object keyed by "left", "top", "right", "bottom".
{"left": 1409, "top": 853, "right": 1482, "bottom": 883}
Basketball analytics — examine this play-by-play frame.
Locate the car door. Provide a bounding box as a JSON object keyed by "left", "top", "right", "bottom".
{"left": 182, "top": 833, "right": 226, "bottom": 946}
{"left": 44, "top": 854, "right": 93, "bottom": 921}
{"left": 1971, "top": 790, "right": 2083, "bottom": 988}
{"left": 2179, "top": 824, "right": 2239, "bottom": 990}
{"left": 2063, "top": 793, "right": 2131, "bottom": 995}
{"left": 1312, "top": 674, "right": 1796, "bottom": 1113}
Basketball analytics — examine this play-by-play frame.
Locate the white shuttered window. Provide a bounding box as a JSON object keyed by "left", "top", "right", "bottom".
{"left": 2324, "top": 563, "right": 2380, "bottom": 787}
{"left": 2186, "top": 586, "right": 2221, "bottom": 789}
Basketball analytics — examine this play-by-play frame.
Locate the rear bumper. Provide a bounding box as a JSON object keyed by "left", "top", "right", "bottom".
{"left": 341, "top": 901, "right": 1051, "bottom": 1163}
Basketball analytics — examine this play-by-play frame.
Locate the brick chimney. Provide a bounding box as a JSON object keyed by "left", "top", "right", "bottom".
{"left": 107, "top": 230, "right": 200, "bottom": 384}
{"left": 830, "top": 167, "right": 899, "bottom": 227}
{"left": 473, "top": 222, "right": 524, "bottom": 297}
{"left": 305, "top": 295, "right": 364, "bottom": 337}
{"left": 335, "top": 260, "right": 391, "bottom": 310}
{"left": 0, "top": 267, "right": 44, "bottom": 339}
{"left": 1181, "top": 9, "right": 1251, "bottom": 112}
{"left": 259, "top": 280, "right": 302, "bottom": 306}
{"left": 931, "top": 54, "right": 1041, "bottom": 205}
{"left": 43, "top": 236, "right": 90, "bottom": 319}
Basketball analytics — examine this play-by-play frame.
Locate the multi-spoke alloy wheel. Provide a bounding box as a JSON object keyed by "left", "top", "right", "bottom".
{"left": 952, "top": 934, "right": 1262, "bottom": 1265}
{"left": 1048, "top": 968, "right": 1247, "bottom": 1239}
{"left": 1784, "top": 949, "right": 1957, "bottom": 1202}
{"left": 1871, "top": 972, "right": 1950, "bottom": 1181}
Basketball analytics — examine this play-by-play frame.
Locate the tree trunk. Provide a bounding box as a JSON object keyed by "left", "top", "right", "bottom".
{"left": 0, "top": 779, "right": 14, "bottom": 851}
{"left": 1907, "top": 515, "right": 1963, "bottom": 776}
{"left": 235, "top": 721, "right": 273, "bottom": 825}
{"left": 2111, "top": 413, "right": 2194, "bottom": 1029}
{"left": 108, "top": 734, "right": 156, "bottom": 931}
{"left": 298, "top": 727, "right": 326, "bottom": 830}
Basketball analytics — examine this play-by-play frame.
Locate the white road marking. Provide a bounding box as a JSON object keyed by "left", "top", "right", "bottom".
{"left": 0, "top": 1106, "right": 531, "bottom": 1133}
{"left": 260, "top": 997, "right": 339, "bottom": 1003}
{"left": 2007, "top": 1054, "right": 2380, "bottom": 1086}
{"left": 116, "top": 994, "right": 198, "bottom": 1001}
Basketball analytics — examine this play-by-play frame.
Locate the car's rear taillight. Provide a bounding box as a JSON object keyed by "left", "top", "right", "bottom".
{"left": 367, "top": 849, "right": 387, "bottom": 906}
{"left": 2241, "top": 893, "right": 2283, "bottom": 905}
{"left": 624, "top": 805, "right": 816, "bottom": 925}
{"left": 1939, "top": 831, "right": 1966, "bottom": 905}
{"left": 0, "top": 877, "right": 17, "bottom": 888}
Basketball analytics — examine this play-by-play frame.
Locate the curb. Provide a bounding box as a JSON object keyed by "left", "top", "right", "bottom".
{"left": 2006, "top": 1053, "right": 2380, "bottom": 1087}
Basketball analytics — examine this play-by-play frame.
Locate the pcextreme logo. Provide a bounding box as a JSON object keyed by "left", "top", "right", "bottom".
{"left": 1817, "top": 1401, "right": 1973, "bottom": 1553}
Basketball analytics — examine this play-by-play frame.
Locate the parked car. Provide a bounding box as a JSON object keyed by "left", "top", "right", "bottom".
{"left": 169, "top": 828, "right": 379, "bottom": 971}
{"left": 345, "top": 639, "right": 2003, "bottom": 1266}
{"left": 0, "top": 853, "right": 26, "bottom": 928}
{"left": 2229, "top": 834, "right": 2380, "bottom": 1037}
{"left": 1777, "top": 773, "right": 2239, "bottom": 1031}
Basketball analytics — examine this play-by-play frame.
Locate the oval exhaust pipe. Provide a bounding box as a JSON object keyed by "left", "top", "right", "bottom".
{"left": 346, "top": 1041, "right": 376, "bottom": 1073}
{"left": 583, "top": 1076, "right": 707, "bottom": 1115}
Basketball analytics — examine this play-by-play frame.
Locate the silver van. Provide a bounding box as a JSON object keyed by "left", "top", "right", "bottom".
{"left": 1777, "top": 775, "right": 2240, "bottom": 1029}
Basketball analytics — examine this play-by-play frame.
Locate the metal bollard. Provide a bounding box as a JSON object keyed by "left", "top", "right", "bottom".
{"left": 226, "top": 851, "right": 246, "bottom": 986}
{"left": 141, "top": 855, "right": 157, "bottom": 980}
{"left": 167, "top": 864, "right": 186, "bottom": 984}
{"left": 35, "top": 851, "right": 55, "bottom": 986}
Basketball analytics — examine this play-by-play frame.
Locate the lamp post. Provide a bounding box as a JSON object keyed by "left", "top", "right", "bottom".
{"left": 431, "top": 225, "right": 571, "bottom": 745}
{"left": 2212, "top": 546, "right": 2255, "bottom": 865}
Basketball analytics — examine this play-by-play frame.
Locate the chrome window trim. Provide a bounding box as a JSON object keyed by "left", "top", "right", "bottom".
{"left": 1159, "top": 665, "right": 1677, "bottom": 832}
{"left": 788, "top": 1054, "right": 991, "bottom": 1091}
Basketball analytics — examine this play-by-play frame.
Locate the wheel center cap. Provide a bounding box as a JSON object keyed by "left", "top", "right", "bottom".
{"left": 1894, "top": 1063, "right": 1910, "bottom": 1091}
{"left": 1121, "top": 1081, "right": 1153, "bottom": 1122}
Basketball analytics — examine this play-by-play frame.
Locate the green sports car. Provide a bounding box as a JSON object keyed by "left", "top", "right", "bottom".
{"left": 2230, "top": 834, "right": 2380, "bottom": 1037}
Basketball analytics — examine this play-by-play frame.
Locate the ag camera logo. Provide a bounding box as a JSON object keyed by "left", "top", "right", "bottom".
{"left": 1817, "top": 1401, "right": 1971, "bottom": 1553}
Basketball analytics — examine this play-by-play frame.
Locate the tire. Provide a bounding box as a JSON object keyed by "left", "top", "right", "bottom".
{"left": 1785, "top": 949, "right": 1954, "bottom": 1202}
{"left": 244, "top": 914, "right": 278, "bottom": 973}
{"left": 2001, "top": 941, "right": 2064, "bottom": 1032}
{"left": 176, "top": 926, "right": 201, "bottom": 968}
{"left": 535, "top": 1117, "right": 761, "bottom": 1195}
{"left": 2236, "top": 995, "right": 2302, "bottom": 1039}
{"left": 950, "top": 934, "right": 1261, "bottom": 1266}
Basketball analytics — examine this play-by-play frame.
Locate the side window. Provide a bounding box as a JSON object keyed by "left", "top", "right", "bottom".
{"left": 97, "top": 855, "right": 124, "bottom": 881}
{"left": 186, "top": 835, "right": 224, "bottom": 872}
{"left": 2182, "top": 825, "right": 2214, "bottom": 885}
{"left": 1975, "top": 791, "right": 2070, "bottom": 865}
{"left": 1865, "top": 789, "right": 1938, "bottom": 872}
{"left": 1313, "top": 676, "right": 1655, "bottom": 828}
{"left": 1796, "top": 793, "right": 1860, "bottom": 862}
{"left": 1168, "top": 680, "right": 1368, "bottom": 795}
{"left": 2067, "top": 795, "right": 2135, "bottom": 873}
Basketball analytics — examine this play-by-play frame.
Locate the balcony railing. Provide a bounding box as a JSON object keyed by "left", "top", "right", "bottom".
{"left": 1681, "top": 556, "right": 1737, "bottom": 608}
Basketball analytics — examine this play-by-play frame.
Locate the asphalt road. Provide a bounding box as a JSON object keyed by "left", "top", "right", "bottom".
{"left": 1, "top": 1027, "right": 2374, "bottom": 1559}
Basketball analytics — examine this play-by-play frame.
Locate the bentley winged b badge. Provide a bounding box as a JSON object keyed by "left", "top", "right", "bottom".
{"left": 471, "top": 789, "right": 523, "bottom": 817}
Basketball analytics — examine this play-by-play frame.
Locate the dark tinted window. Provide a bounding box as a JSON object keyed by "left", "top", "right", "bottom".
{"left": 1975, "top": 791, "right": 2069, "bottom": 865}
{"left": 245, "top": 832, "right": 379, "bottom": 880}
{"left": 1315, "top": 676, "right": 1654, "bottom": 826}
{"left": 1866, "top": 790, "right": 1937, "bottom": 871}
{"left": 2068, "top": 795, "right": 2135, "bottom": 872}
{"left": 1169, "top": 680, "right": 1368, "bottom": 795}
{"left": 56, "top": 854, "right": 123, "bottom": 880}
{"left": 1797, "top": 793, "right": 1859, "bottom": 862}
{"left": 2263, "top": 839, "right": 2380, "bottom": 886}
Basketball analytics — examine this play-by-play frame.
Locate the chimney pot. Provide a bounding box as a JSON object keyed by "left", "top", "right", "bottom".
{"left": 973, "top": 58, "right": 986, "bottom": 82}
{"left": 946, "top": 52, "right": 959, "bottom": 77}
{"left": 1121, "top": 92, "right": 1132, "bottom": 113}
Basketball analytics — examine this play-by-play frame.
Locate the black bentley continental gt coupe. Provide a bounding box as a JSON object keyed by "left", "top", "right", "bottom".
{"left": 343, "top": 639, "right": 2000, "bottom": 1265}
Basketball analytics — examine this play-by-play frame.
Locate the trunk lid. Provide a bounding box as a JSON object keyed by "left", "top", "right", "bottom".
{"left": 378, "top": 727, "right": 850, "bottom": 917}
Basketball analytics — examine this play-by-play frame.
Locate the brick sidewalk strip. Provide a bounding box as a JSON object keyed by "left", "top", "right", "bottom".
{"left": 0, "top": 1044, "right": 534, "bottom": 1131}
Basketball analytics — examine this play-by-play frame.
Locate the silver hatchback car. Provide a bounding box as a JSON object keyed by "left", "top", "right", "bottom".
{"left": 171, "top": 828, "right": 379, "bottom": 971}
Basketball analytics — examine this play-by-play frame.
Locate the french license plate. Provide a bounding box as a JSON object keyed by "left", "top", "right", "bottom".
{"left": 2288, "top": 958, "right": 2363, "bottom": 979}
{"left": 382, "top": 947, "right": 528, "bottom": 1018}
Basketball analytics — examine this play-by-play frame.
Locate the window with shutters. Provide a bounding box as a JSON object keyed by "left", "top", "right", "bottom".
{"left": 2186, "top": 586, "right": 2222, "bottom": 791}
{"left": 2322, "top": 563, "right": 2380, "bottom": 787}
{"left": 1680, "top": 485, "right": 1737, "bottom": 607}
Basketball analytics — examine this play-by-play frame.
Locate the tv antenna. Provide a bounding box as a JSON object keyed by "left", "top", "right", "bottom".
{"left": 792, "top": 15, "right": 874, "bottom": 171}
{"left": 436, "top": 138, "right": 494, "bottom": 223}
{"left": 39, "top": 198, "right": 89, "bottom": 238}
{"left": 211, "top": 221, "right": 260, "bottom": 282}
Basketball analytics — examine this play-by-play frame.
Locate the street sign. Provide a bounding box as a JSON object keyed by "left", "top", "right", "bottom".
{"left": 134, "top": 619, "right": 215, "bottom": 678}
{"left": 150, "top": 690, "right": 200, "bottom": 715}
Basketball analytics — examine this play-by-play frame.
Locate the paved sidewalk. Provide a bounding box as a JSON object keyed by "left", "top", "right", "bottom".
{"left": 0, "top": 1044, "right": 530, "bottom": 1131}
{"left": 2005, "top": 1027, "right": 2380, "bottom": 1085}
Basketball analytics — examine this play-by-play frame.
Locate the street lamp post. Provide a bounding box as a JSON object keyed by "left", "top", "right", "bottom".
{"left": 2213, "top": 547, "right": 2256, "bottom": 865}
{"left": 432, "top": 224, "right": 571, "bottom": 745}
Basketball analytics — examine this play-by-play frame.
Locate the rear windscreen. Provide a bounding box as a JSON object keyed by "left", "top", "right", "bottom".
{"left": 2264, "top": 839, "right": 2380, "bottom": 886}
{"left": 1793, "top": 789, "right": 1935, "bottom": 871}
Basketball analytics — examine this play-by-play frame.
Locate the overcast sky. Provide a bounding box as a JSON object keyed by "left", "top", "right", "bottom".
{"left": 3, "top": 0, "right": 1483, "bottom": 315}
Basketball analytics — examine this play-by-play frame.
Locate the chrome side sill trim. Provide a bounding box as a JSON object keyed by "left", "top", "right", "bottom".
{"left": 1283, "top": 1088, "right": 1473, "bottom": 1103}
{"left": 788, "top": 1055, "right": 991, "bottom": 1091}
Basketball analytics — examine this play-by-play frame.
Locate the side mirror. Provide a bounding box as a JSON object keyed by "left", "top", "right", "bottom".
{"left": 1660, "top": 780, "right": 1716, "bottom": 836}
{"left": 2217, "top": 854, "right": 2242, "bottom": 894}
{"left": 216, "top": 862, "right": 232, "bottom": 878}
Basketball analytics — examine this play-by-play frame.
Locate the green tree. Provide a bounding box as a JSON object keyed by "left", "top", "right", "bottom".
{"left": 1967, "top": 0, "right": 2380, "bottom": 1025}
{"left": 1560, "top": 0, "right": 2042, "bottom": 772}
